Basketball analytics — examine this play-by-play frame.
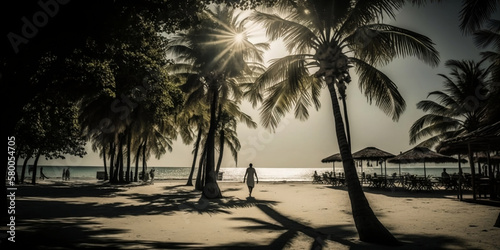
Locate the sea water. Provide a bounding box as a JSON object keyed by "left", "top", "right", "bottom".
{"left": 17, "top": 163, "right": 471, "bottom": 182}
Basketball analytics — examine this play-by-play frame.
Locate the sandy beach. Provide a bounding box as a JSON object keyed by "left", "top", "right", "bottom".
{"left": 3, "top": 179, "right": 500, "bottom": 249}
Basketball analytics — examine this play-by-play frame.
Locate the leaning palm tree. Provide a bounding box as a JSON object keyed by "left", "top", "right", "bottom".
{"left": 249, "top": 0, "right": 439, "bottom": 245}
{"left": 410, "top": 59, "right": 492, "bottom": 147}
{"left": 168, "top": 6, "right": 268, "bottom": 197}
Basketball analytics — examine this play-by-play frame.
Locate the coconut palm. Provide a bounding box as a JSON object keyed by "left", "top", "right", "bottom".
{"left": 410, "top": 59, "right": 492, "bottom": 147}
{"left": 215, "top": 98, "right": 258, "bottom": 173}
{"left": 249, "top": 0, "right": 439, "bottom": 245}
{"left": 168, "top": 6, "right": 268, "bottom": 197}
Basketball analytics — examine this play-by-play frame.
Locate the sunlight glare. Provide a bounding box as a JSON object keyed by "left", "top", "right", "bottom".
{"left": 234, "top": 32, "right": 245, "bottom": 43}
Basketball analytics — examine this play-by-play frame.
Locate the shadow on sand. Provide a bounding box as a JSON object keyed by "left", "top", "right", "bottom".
{"left": 7, "top": 182, "right": 466, "bottom": 249}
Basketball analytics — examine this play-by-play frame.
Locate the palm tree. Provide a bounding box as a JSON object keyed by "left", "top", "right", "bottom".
{"left": 168, "top": 6, "right": 268, "bottom": 197}
{"left": 215, "top": 98, "right": 258, "bottom": 173}
{"left": 410, "top": 59, "right": 492, "bottom": 147}
{"left": 176, "top": 101, "right": 210, "bottom": 186}
{"left": 249, "top": 0, "right": 439, "bottom": 245}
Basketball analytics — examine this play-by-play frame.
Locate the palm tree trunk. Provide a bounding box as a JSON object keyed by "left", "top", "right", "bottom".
{"left": 135, "top": 143, "right": 142, "bottom": 182}
{"left": 216, "top": 128, "right": 225, "bottom": 174}
{"left": 31, "top": 151, "right": 41, "bottom": 185}
{"left": 326, "top": 79, "right": 399, "bottom": 245}
{"left": 109, "top": 141, "right": 116, "bottom": 183}
{"left": 204, "top": 84, "right": 222, "bottom": 198}
{"left": 196, "top": 144, "right": 207, "bottom": 191}
{"left": 117, "top": 134, "right": 125, "bottom": 183}
{"left": 142, "top": 138, "right": 148, "bottom": 181}
{"left": 341, "top": 97, "right": 351, "bottom": 151}
{"left": 102, "top": 147, "right": 108, "bottom": 181}
{"left": 126, "top": 128, "right": 132, "bottom": 182}
{"left": 20, "top": 154, "right": 31, "bottom": 184}
{"left": 187, "top": 127, "right": 203, "bottom": 186}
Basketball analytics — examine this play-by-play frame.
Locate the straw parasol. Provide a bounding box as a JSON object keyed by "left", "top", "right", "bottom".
{"left": 352, "top": 147, "right": 395, "bottom": 176}
{"left": 388, "top": 146, "right": 460, "bottom": 178}
{"left": 321, "top": 153, "right": 342, "bottom": 173}
{"left": 321, "top": 153, "right": 342, "bottom": 163}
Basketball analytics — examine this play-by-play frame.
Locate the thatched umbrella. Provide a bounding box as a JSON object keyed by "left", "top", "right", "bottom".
{"left": 352, "top": 147, "right": 395, "bottom": 176}
{"left": 388, "top": 146, "right": 460, "bottom": 179}
{"left": 321, "top": 153, "right": 342, "bottom": 173}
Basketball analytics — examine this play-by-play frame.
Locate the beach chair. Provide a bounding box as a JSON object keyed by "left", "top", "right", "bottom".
{"left": 322, "top": 173, "right": 332, "bottom": 185}
{"left": 312, "top": 174, "right": 323, "bottom": 184}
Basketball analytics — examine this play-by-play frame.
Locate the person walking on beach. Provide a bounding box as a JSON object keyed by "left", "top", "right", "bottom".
{"left": 149, "top": 168, "right": 155, "bottom": 183}
{"left": 243, "top": 163, "right": 259, "bottom": 197}
{"left": 40, "top": 166, "right": 48, "bottom": 180}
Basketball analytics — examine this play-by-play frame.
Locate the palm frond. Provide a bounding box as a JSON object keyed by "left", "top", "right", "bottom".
{"left": 473, "top": 27, "right": 500, "bottom": 49}
{"left": 350, "top": 57, "right": 406, "bottom": 121}
{"left": 409, "top": 114, "right": 461, "bottom": 144}
{"left": 250, "top": 11, "right": 317, "bottom": 53}
{"left": 426, "top": 90, "right": 460, "bottom": 111}
{"left": 416, "top": 100, "right": 450, "bottom": 115}
{"left": 459, "top": 0, "right": 499, "bottom": 34}
{"left": 348, "top": 24, "right": 439, "bottom": 67}
{"left": 255, "top": 54, "right": 313, "bottom": 96}
{"left": 340, "top": 0, "right": 405, "bottom": 35}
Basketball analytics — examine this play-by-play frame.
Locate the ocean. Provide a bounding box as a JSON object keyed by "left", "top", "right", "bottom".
{"left": 18, "top": 163, "right": 471, "bottom": 182}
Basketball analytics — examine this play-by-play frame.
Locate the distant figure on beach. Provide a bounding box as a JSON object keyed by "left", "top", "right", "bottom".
{"left": 40, "top": 166, "right": 48, "bottom": 180}
{"left": 441, "top": 168, "right": 450, "bottom": 179}
{"left": 313, "top": 171, "right": 319, "bottom": 178}
{"left": 62, "top": 168, "right": 66, "bottom": 180}
{"left": 243, "top": 163, "right": 259, "bottom": 197}
{"left": 149, "top": 168, "right": 155, "bottom": 183}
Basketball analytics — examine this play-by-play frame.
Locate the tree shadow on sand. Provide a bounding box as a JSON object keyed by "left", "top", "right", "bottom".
{"left": 11, "top": 184, "right": 467, "bottom": 249}
{"left": 208, "top": 203, "right": 468, "bottom": 250}
{"left": 9, "top": 183, "right": 279, "bottom": 249}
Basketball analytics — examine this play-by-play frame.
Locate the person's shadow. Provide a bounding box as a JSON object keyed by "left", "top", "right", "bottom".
{"left": 246, "top": 197, "right": 256, "bottom": 202}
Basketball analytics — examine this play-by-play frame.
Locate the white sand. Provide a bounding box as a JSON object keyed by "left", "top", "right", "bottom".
{"left": 6, "top": 180, "right": 500, "bottom": 249}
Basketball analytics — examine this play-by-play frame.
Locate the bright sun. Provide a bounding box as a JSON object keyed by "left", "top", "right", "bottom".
{"left": 234, "top": 33, "right": 245, "bottom": 43}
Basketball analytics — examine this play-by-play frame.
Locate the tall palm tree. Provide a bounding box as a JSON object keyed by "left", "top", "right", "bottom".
{"left": 410, "top": 59, "right": 492, "bottom": 147}
{"left": 249, "top": 0, "right": 439, "bottom": 245}
{"left": 168, "top": 6, "right": 268, "bottom": 197}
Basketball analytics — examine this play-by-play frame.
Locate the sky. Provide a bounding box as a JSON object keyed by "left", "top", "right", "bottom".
{"left": 39, "top": 1, "right": 495, "bottom": 168}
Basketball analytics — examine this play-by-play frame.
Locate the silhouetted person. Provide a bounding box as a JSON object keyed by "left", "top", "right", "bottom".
{"left": 40, "top": 166, "right": 48, "bottom": 180}
{"left": 149, "top": 168, "right": 155, "bottom": 183}
{"left": 243, "top": 163, "right": 259, "bottom": 197}
{"left": 441, "top": 168, "right": 450, "bottom": 179}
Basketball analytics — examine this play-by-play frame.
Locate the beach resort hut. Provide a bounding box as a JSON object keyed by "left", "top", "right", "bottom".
{"left": 351, "top": 147, "right": 395, "bottom": 177}
{"left": 437, "top": 121, "right": 500, "bottom": 200}
{"left": 388, "top": 146, "right": 460, "bottom": 180}
{"left": 321, "top": 153, "right": 342, "bottom": 173}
